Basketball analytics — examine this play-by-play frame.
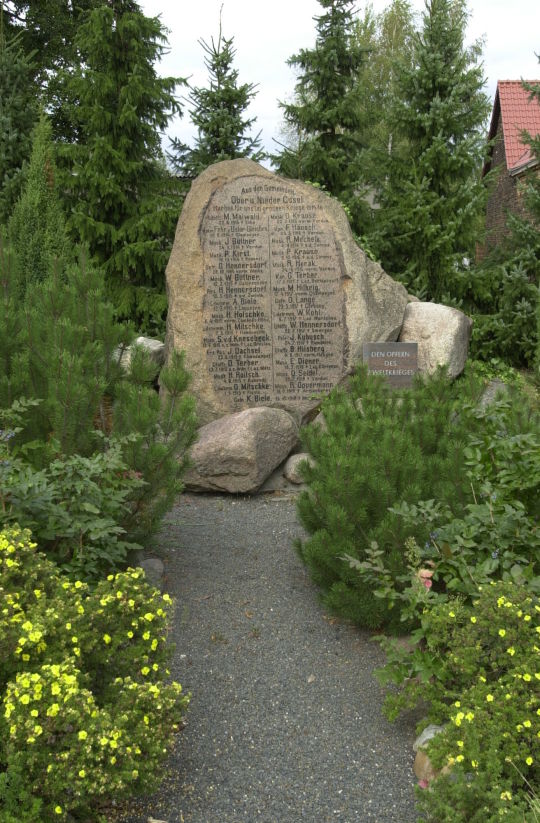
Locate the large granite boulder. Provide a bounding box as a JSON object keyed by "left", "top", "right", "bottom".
{"left": 184, "top": 407, "right": 299, "bottom": 494}
{"left": 164, "top": 159, "right": 408, "bottom": 424}
{"left": 399, "top": 302, "right": 472, "bottom": 378}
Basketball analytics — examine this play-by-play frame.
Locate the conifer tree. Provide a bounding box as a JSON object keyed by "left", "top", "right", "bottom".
{"left": 170, "top": 18, "right": 264, "bottom": 178}
{"left": 0, "top": 32, "right": 38, "bottom": 224}
{"left": 371, "top": 0, "right": 490, "bottom": 300}
{"left": 7, "top": 114, "right": 67, "bottom": 296}
{"left": 0, "top": 113, "right": 198, "bottom": 544}
{"left": 58, "top": 0, "right": 185, "bottom": 331}
{"left": 273, "top": 0, "right": 368, "bottom": 232}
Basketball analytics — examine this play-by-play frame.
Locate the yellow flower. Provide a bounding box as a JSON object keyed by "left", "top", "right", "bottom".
{"left": 471, "top": 760, "right": 478, "bottom": 768}
{"left": 142, "top": 631, "right": 150, "bottom": 641}
{"left": 144, "top": 612, "right": 154, "bottom": 622}
{"left": 127, "top": 631, "right": 134, "bottom": 638}
{"left": 144, "top": 715, "right": 149, "bottom": 725}
{"left": 507, "top": 647, "right": 516, "bottom": 656}
{"left": 486, "top": 694, "right": 494, "bottom": 702}
{"left": 498, "top": 629, "right": 506, "bottom": 637}
{"left": 455, "top": 754, "right": 464, "bottom": 762}
{"left": 132, "top": 770, "right": 138, "bottom": 779}
{"left": 465, "top": 712, "right": 474, "bottom": 722}
{"left": 74, "top": 581, "right": 83, "bottom": 589}
{"left": 103, "top": 634, "right": 111, "bottom": 644}
{"left": 523, "top": 720, "right": 531, "bottom": 728}
{"left": 51, "top": 684, "right": 60, "bottom": 696}
{"left": 454, "top": 701, "right": 461, "bottom": 708}
{"left": 500, "top": 791, "right": 512, "bottom": 801}
{"left": 20, "top": 694, "right": 30, "bottom": 705}
{"left": 470, "top": 616, "right": 477, "bottom": 623}
{"left": 457, "top": 740, "right": 464, "bottom": 748}
{"left": 78, "top": 730, "right": 87, "bottom": 740}
{"left": 448, "top": 611, "right": 455, "bottom": 618}
{"left": 141, "top": 666, "right": 150, "bottom": 676}
{"left": 30, "top": 709, "right": 38, "bottom": 717}
{"left": 523, "top": 674, "right": 532, "bottom": 682}
{"left": 78, "top": 769, "right": 86, "bottom": 778}
{"left": 526, "top": 757, "right": 533, "bottom": 766}
{"left": 55, "top": 806, "right": 63, "bottom": 815}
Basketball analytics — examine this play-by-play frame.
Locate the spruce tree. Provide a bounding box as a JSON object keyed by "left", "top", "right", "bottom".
{"left": 169, "top": 18, "right": 264, "bottom": 178}
{"left": 273, "top": 0, "right": 368, "bottom": 232}
{"left": 0, "top": 32, "right": 38, "bottom": 224}
{"left": 58, "top": 0, "right": 185, "bottom": 331}
{"left": 371, "top": 0, "right": 490, "bottom": 300}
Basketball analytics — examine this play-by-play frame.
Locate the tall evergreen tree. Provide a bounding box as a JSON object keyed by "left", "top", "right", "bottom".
{"left": 370, "top": 0, "right": 490, "bottom": 300}
{"left": 0, "top": 31, "right": 37, "bottom": 224}
{"left": 58, "top": 0, "right": 184, "bottom": 332}
{"left": 169, "top": 18, "right": 264, "bottom": 178}
{"left": 273, "top": 0, "right": 368, "bottom": 232}
{"left": 7, "top": 114, "right": 67, "bottom": 296}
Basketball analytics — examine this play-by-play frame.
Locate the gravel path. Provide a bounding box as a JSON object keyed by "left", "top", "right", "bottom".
{"left": 118, "top": 493, "right": 419, "bottom": 823}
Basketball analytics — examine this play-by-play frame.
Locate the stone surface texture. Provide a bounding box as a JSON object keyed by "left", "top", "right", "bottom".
{"left": 283, "top": 452, "right": 314, "bottom": 484}
{"left": 164, "top": 159, "right": 408, "bottom": 424}
{"left": 184, "top": 407, "right": 299, "bottom": 494}
{"left": 117, "top": 336, "right": 165, "bottom": 378}
{"left": 399, "top": 302, "right": 472, "bottom": 378}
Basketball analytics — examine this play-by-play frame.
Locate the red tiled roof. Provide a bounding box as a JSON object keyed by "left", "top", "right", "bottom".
{"left": 490, "top": 80, "right": 540, "bottom": 173}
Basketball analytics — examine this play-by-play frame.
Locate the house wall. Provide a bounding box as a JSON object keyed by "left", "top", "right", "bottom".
{"left": 484, "top": 119, "right": 529, "bottom": 253}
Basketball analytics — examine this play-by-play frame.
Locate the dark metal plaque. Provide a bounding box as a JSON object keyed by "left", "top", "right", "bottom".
{"left": 362, "top": 342, "right": 418, "bottom": 387}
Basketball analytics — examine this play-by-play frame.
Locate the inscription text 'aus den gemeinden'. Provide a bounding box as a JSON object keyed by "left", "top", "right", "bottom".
{"left": 201, "top": 177, "right": 346, "bottom": 406}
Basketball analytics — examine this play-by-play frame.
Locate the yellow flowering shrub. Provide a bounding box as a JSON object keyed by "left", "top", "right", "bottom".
{"left": 381, "top": 580, "right": 539, "bottom": 821}
{"left": 0, "top": 526, "right": 189, "bottom": 822}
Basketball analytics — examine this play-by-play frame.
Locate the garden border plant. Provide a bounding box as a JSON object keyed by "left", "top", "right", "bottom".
{"left": 0, "top": 525, "right": 189, "bottom": 823}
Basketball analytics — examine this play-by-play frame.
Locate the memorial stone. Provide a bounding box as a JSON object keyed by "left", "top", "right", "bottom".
{"left": 164, "top": 159, "right": 409, "bottom": 424}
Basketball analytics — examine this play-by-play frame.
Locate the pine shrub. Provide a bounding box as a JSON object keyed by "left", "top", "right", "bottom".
{"left": 296, "top": 365, "right": 484, "bottom": 631}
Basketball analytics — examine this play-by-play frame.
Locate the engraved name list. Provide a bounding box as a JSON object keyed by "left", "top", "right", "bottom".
{"left": 201, "top": 176, "right": 346, "bottom": 407}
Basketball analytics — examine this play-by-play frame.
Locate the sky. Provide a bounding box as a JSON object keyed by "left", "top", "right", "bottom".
{"left": 140, "top": 0, "right": 540, "bottom": 162}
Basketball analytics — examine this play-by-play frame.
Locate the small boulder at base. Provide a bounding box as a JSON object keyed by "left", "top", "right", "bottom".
{"left": 184, "top": 407, "right": 299, "bottom": 494}
{"left": 399, "top": 302, "right": 472, "bottom": 378}
{"left": 283, "top": 453, "right": 314, "bottom": 484}
{"left": 117, "top": 336, "right": 165, "bottom": 379}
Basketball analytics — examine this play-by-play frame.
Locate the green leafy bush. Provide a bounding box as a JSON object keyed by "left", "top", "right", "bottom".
{"left": 295, "top": 365, "right": 484, "bottom": 630}
{"left": 1, "top": 411, "right": 145, "bottom": 577}
{"left": 0, "top": 525, "right": 189, "bottom": 823}
{"left": 378, "top": 582, "right": 539, "bottom": 822}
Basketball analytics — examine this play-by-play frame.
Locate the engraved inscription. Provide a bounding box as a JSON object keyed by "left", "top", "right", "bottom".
{"left": 201, "top": 176, "right": 345, "bottom": 406}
